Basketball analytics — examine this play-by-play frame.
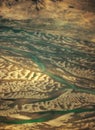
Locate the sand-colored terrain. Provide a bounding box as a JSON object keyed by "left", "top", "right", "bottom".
{"left": 0, "top": 0, "right": 95, "bottom": 130}
{"left": 0, "top": 0, "right": 95, "bottom": 41}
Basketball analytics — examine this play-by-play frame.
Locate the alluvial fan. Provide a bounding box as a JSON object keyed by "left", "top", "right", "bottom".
{"left": 0, "top": 18, "right": 95, "bottom": 130}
